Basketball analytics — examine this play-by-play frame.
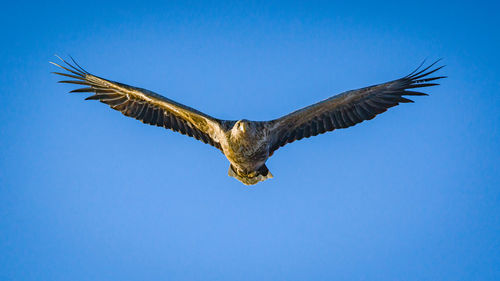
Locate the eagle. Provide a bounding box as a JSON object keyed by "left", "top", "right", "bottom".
{"left": 52, "top": 56, "right": 445, "bottom": 185}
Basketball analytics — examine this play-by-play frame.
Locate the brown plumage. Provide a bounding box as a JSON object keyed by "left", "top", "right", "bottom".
{"left": 52, "top": 56, "right": 445, "bottom": 185}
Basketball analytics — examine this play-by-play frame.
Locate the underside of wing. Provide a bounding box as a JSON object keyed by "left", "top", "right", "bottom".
{"left": 51, "top": 56, "right": 225, "bottom": 150}
{"left": 267, "top": 60, "right": 446, "bottom": 155}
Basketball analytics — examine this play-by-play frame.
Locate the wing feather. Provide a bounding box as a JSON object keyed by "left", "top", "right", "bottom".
{"left": 52, "top": 56, "right": 225, "bottom": 150}
{"left": 267, "top": 61, "right": 446, "bottom": 155}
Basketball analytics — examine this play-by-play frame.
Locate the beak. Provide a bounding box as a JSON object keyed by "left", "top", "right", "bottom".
{"left": 239, "top": 122, "right": 246, "bottom": 133}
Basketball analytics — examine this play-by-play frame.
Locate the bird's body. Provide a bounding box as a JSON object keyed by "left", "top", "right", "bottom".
{"left": 52, "top": 57, "right": 445, "bottom": 185}
{"left": 222, "top": 120, "right": 274, "bottom": 185}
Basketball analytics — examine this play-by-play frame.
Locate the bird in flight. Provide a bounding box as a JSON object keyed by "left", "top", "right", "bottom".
{"left": 52, "top": 56, "right": 445, "bottom": 185}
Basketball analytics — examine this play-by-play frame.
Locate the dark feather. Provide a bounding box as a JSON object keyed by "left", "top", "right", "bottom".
{"left": 52, "top": 72, "right": 84, "bottom": 80}
{"left": 58, "top": 80, "right": 89, "bottom": 85}
{"left": 71, "top": 88, "right": 94, "bottom": 93}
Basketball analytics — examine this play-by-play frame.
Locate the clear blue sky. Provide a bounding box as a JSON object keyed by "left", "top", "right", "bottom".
{"left": 1, "top": 1, "right": 499, "bottom": 280}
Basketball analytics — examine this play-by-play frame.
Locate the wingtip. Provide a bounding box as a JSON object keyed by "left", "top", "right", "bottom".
{"left": 54, "top": 54, "right": 64, "bottom": 62}
{"left": 69, "top": 55, "right": 89, "bottom": 74}
{"left": 49, "top": 56, "right": 88, "bottom": 76}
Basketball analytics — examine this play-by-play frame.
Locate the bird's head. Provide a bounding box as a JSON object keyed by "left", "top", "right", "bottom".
{"left": 232, "top": 119, "right": 252, "bottom": 136}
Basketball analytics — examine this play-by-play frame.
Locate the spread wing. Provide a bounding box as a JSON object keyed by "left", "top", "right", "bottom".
{"left": 51, "top": 56, "right": 226, "bottom": 150}
{"left": 266, "top": 61, "right": 446, "bottom": 155}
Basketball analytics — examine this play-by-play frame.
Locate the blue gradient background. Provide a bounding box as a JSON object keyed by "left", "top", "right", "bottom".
{"left": 1, "top": 1, "right": 499, "bottom": 280}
